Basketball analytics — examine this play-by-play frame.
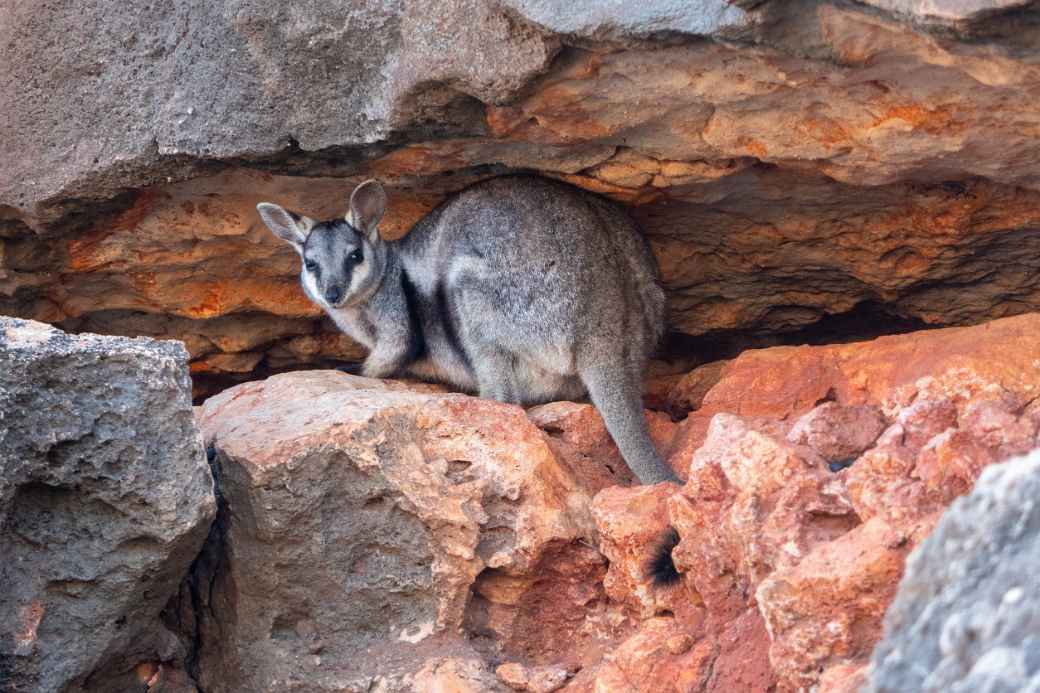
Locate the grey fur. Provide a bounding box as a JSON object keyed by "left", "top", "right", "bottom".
{"left": 257, "top": 175, "right": 677, "bottom": 484}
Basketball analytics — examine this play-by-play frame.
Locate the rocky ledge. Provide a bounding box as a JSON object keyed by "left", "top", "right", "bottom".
{"left": 3, "top": 311, "right": 1039, "bottom": 691}
{"left": 4, "top": 1, "right": 1040, "bottom": 397}
{"left": 5, "top": 4, "right": 1040, "bottom": 687}
{"left": 169, "top": 311, "right": 1036, "bottom": 692}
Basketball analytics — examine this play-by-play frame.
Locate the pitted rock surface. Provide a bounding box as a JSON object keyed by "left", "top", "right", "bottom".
{"left": 0, "top": 318, "right": 215, "bottom": 693}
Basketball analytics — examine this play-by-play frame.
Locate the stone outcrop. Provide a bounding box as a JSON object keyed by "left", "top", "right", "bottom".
{"left": 189, "top": 370, "right": 610, "bottom": 691}
{"left": 865, "top": 447, "right": 1040, "bottom": 693}
{"left": 161, "top": 312, "right": 1040, "bottom": 691}
{"left": 0, "top": 318, "right": 215, "bottom": 692}
{"left": 4, "top": 1, "right": 1040, "bottom": 395}
{"left": 580, "top": 312, "right": 1040, "bottom": 692}
{"left": 0, "top": 309, "right": 1026, "bottom": 692}
{"left": 5, "top": 0, "right": 1040, "bottom": 688}
{"left": 5, "top": 310, "right": 1028, "bottom": 690}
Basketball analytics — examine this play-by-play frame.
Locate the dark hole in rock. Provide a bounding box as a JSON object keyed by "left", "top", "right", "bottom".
{"left": 829, "top": 458, "right": 857, "bottom": 473}
{"left": 446, "top": 459, "right": 472, "bottom": 484}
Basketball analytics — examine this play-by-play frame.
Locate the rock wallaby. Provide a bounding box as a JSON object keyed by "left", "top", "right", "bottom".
{"left": 257, "top": 175, "right": 678, "bottom": 485}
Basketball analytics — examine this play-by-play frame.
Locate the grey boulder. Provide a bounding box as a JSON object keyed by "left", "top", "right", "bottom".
{"left": 866, "top": 447, "right": 1040, "bottom": 692}
{"left": 0, "top": 318, "right": 215, "bottom": 693}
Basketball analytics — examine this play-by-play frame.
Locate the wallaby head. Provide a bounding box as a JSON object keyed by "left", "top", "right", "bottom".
{"left": 257, "top": 180, "right": 388, "bottom": 309}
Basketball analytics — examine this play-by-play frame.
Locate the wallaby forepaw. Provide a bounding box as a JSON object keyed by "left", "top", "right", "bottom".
{"left": 360, "top": 359, "right": 395, "bottom": 380}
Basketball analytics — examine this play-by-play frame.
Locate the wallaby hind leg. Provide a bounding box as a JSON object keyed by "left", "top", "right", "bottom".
{"left": 467, "top": 342, "right": 522, "bottom": 403}
{"left": 581, "top": 362, "right": 678, "bottom": 485}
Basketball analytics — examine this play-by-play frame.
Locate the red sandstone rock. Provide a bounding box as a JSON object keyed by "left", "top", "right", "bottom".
{"left": 570, "top": 617, "right": 716, "bottom": 693}
{"left": 591, "top": 484, "right": 691, "bottom": 619}
{"left": 818, "top": 662, "right": 868, "bottom": 693}
{"left": 465, "top": 540, "right": 620, "bottom": 672}
{"left": 787, "top": 402, "right": 887, "bottom": 463}
{"left": 680, "top": 314, "right": 1040, "bottom": 690}
{"left": 192, "top": 370, "right": 600, "bottom": 691}
{"left": 706, "top": 608, "right": 777, "bottom": 693}
{"left": 582, "top": 314, "right": 1040, "bottom": 692}
{"left": 756, "top": 516, "right": 914, "bottom": 690}
{"left": 176, "top": 313, "right": 1040, "bottom": 691}
{"left": 666, "top": 360, "right": 730, "bottom": 416}
{"left": 528, "top": 400, "right": 687, "bottom": 484}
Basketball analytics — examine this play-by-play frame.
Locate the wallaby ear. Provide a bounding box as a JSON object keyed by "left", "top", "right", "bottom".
{"left": 348, "top": 180, "right": 386, "bottom": 241}
{"left": 257, "top": 203, "right": 311, "bottom": 252}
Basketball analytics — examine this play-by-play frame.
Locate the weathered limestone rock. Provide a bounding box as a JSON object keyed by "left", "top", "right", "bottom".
{"left": 0, "top": 318, "right": 215, "bottom": 692}
{"left": 4, "top": 2, "right": 1040, "bottom": 389}
{"left": 192, "top": 370, "right": 600, "bottom": 691}
{"left": 865, "top": 448, "right": 1040, "bottom": 693}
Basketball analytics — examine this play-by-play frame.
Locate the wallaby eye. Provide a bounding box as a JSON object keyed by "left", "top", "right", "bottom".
{"left": 304, "top": 260, "right": 318, "bottom": 272}
{"left": 349, "top": 249, "right": 363, "bottom": 264}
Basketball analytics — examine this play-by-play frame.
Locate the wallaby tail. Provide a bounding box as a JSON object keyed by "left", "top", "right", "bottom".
{"left": 582, "top": 362, "right": 678, "bottom": 485}
{"left": 646, "top": 526, "right": 682, "bottom": 586}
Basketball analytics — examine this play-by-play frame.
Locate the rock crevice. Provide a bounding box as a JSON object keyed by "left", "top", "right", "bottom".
{"left": 4, "top": 1, "right": 1040, "bottom": 396}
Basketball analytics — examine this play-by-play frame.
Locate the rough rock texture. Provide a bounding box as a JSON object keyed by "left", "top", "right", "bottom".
{"left": 0, "top": 318, "right": 215, "bottom": 692}
{"left": 496, "top": 661, "right": 573, "bottom": 692}
{"left": 865, "top": 448, "right": 1040, "bottom": 693}
{"left": 7, "top": 0, "right": 1040, "bottom": 686}
{"left": 597, "top": 312, "right": 1040, "bottom": 692}
{"left": 5, "top": 1, "right": 1040, "bottom": 396}
{"left": 169, "top": 312, "right": 1040, "bottom": 691}
{"left": 190, "top": 370, "right": 611, "bottom": 692}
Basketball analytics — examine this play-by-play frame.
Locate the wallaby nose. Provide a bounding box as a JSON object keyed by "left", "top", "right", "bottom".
{"left": 325, "top": 287, "right": 342, "bottom": 304}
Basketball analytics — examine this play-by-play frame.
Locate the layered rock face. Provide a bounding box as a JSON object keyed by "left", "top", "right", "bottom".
{"left": 4, "top": 1, "right": 1040, "bottom": 395}
{"left": 0, "top": 319, "right": 215, "bottom": 692}
{"left": 183, "top": 313, "right": 1040, "bottom": 692}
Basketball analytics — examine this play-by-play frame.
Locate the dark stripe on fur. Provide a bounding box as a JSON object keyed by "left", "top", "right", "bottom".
{"left": 646, "top": 526, "right": 681, "bottom": 586}
{"left": 400, "top": 269, "right": 427, "bottom": 364}
{"left": 436, "top": 281, "right": 474, "bottom": 375}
